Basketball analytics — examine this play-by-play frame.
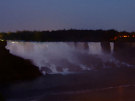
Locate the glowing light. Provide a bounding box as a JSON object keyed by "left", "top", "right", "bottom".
{"left": 114, "top": 36, "right": 117, "bottom": 40}
{"left": 123, "top": 35, "right": 128, "bottom": 38}
{"left": 0, "top": 39, "right": 4, "bottom": 41}
{"left": 132, "top": 35, "right": 135, "bottom": 37}
{"left": 11, "top": 42, "right": 16, "bottom": 43}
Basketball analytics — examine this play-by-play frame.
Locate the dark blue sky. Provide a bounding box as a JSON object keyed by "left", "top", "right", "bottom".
{"left": 0, "top": 0, "right": 135, "bottom": 32}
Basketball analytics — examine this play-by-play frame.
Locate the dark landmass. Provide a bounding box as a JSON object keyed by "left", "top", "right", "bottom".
{"left": 0, "top": 41, "right": 42, "bottom": 84}
{"left": 0, "top": 29, "right": 135, "bottom": 42}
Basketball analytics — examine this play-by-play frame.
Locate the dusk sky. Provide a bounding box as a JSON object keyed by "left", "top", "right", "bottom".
{"left": 0, "top": 0, "right": 135, "bottom": 32}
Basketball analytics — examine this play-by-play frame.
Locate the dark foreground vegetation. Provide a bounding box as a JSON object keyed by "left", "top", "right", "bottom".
{"left": 0, "top": 29, "right": 135, "bottom": 41}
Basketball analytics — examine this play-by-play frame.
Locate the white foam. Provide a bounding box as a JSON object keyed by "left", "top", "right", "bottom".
{"left": 6, "top": 41, "right": 133, "bottom": 75}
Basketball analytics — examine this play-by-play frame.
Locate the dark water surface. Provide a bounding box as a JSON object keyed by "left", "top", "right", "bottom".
{"left": 2, "top": 41, "right": 135, "bottom": 101}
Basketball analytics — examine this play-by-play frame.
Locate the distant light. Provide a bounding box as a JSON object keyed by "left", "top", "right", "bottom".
{"left": 0, "top": 39, "right": 4, "bottom": 41}
{"left": 123, "top": 35, "right": 128, "bottom": 38}
{"left": 120, "top": 35, "right": 130, "bottom": 38}
{"left": 132, "top": 35, "right": 135, "bottom": 37}
{"left": 114, "top": 36, "right": 117, "bottom": 40}
{"left": 11, "top": 42, "right": 16, "bottom": 43}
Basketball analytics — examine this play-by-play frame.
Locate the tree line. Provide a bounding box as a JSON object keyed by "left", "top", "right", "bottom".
{"left": 0, "top": 29, "right": 135, "bottom": 42}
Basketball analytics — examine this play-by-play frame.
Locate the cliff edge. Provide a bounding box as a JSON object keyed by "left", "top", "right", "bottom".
{"left": 0, "top": 41, "right": 42, "bottom": 83}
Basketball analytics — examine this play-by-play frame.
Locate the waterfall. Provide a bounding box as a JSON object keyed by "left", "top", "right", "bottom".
{"left": 6, "top": 41, "right": 130, "bottom": 75}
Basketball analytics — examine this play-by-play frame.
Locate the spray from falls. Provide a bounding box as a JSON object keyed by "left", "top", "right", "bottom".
{"left": 6, "top": 41, "right": 133, "bottom": 75}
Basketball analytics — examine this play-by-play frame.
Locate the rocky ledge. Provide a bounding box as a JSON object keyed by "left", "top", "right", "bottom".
{"left": 0, "top": 41, "right": 42, "bottom": 84}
